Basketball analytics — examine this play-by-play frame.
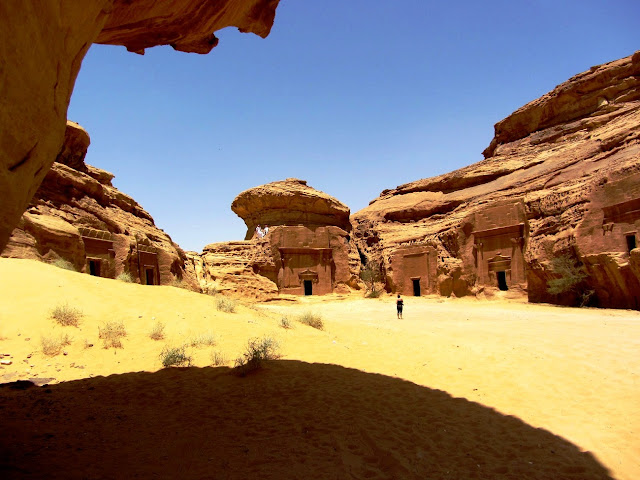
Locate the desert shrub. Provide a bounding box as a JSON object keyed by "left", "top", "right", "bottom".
{"left": 116, "top": 272, "right": 134, "bottom": 283}
{"left": 547, "top": 256, "right": 587, "bottom": 295}
{"left": 160, "top": 346, "right": 192, "bottom": 367}
{"left": 41, "top": 333, "right": 72, "bottom": 356}
{"left": 169, "top": 277, "right": 188, "bottom": 289}
{"left": 234, "top": 336, "right": 281, "bottom": 376}
{"left": 360, "top": 260, "right": 383, "bottom": 297}
{"left": 52, "top": 258, "right": 76, "bottom": 271}
{"left": 279, "top": 316, "right": 292, "bottom": 329}
{"left": 50, "top": 303, "right": 83, "bottom": 327}
{"left": 98, "top": 321, "right": 127, "bottom": 349}
{"left": 298, "top": 311, "right": 324, "bottom": 330}
{"left": 365, "top": 289, "right": 382, "bottom": 298}
{"left": 149, "top": 321, "right": 165, "bottom": 341}
{"left": 216, "top": 297, "right": 236, "bottom": 313}
{"left": 188, "top": 331, "right": 216, "bottom": 347}
{"left": 210, "top": 350, "right": 228, "bottom": 366}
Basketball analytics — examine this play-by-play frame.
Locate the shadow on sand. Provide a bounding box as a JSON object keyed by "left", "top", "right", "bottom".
{"left": 0, "top": 361, "right": 612, "bottom": 479}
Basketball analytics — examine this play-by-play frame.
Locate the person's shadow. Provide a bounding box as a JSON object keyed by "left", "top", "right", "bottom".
{"left": 0, "top": 361, "right": 613, "bottom": 479}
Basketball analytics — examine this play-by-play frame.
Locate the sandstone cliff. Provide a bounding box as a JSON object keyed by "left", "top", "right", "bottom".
{"left": 2, "top": 122, "right": 199, "bottom": 290}
{"left": 193, "top": 179, "right": 361, "bottom": 298}
{"left": 0, "top": 0, "right": 280, "bottom": 251}
{"left": 352, "top": 51, "right": 640, "bottom": 309}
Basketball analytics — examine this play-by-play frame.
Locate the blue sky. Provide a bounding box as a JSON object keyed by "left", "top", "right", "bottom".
{"left": 68, "top": 0, "right": 640, "bottom": 251}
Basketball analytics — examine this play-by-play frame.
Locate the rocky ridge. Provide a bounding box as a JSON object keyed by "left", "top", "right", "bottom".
{"left": 0, "top": 0, "right": 281, "bottom": 250}
{"left": 352, "top": 51, "right": 640, "bottom": 308}
{"left": 3, "top": 122, "right": 198, "bottom": 290}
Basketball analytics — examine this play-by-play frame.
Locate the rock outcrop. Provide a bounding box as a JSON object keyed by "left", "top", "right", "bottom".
{"left": 2, "top": 121, "right": 199, "bottom": 290}
{"left": 352, "top": 51, "right": 640, "bottom": 309}
{"left": 232, "top": 178, "right": 352, "bottom": 240}
{"left": 193, "top": 179, "right": 361, "bottom": 298}
{"left": 0, "top": 0, "right": 281, "bottom": 251}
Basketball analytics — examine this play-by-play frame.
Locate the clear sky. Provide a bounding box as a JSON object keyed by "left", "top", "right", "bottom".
{"left": 68, "top": 0, "right": 640, "bottom": 252}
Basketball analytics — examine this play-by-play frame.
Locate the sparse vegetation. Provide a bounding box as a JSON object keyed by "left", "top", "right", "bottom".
{"left": 216, "top": 297, "right": 236, "bottom": 313}
{"left": 234, "top": 336, "right": 281, "bottom": 375}
{"left": 169, "top": 277, "right": 188, "bottom": 289}
{"left": 360, "top": 260, "right": 383, "bottom": 298}
{"left": 210, "top": 350, "right": 228, "bottom": 366}
{"left": 298, "top": 311, "right": 324, "bottom": 330}
{"left": 50, "top": 303, "right": 83, "bottom": 327}
{"left": 41, "top": 333, "right": 72, "bottom": 356}
{"left": 116, "top": 272, "right": 134, "bottom": 283}
{"left": 547, "top": 254, "right": 594, "bottom": 306}
{"left": 52, "top": 258, "right": 76, "bottom": 271}
{"left": 279, "top": 316, "right": 292, "bottom": 329}
{"left": 160, "top": 346, "right": 192, "bottom": 367}
{"left": 98, "top": 321, "right": 127, "bottom": 349}
{"left": 149, "top": 321, "right": 165, "bottom": 341}
{"left": 188, "top": 331, "right": 216, "bottom": 348}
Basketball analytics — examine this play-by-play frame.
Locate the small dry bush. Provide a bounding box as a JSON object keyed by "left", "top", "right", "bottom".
{"left": 41, "top": 333, "right": 72, "bottom": 356}
{"left": 188, "top": 331, "right": 216, "bottom": 348}
{"left": 98, "top": 321, "right": 127, "bottom": 349}
{"left": 52, "top": 258, "right": 76, "bottom": 271}
{"left": 365, "top": 289, "right": 383, "bottom": 298}
{"left": 160, "top": 346, "right": 192, "bottom": 367}
{"left": 50, "top": 303, "right": 83, "bottom": 327}
{"left": 149, "top": 321, "right": 165, "bottom": 341}
{"left": 169, "top": 277, "right": 188, "bottom": 289}
{"left": 298, "top": 311, "right": 324, "bottom": 330}
{"left": 279, "top": 316, "right": 292, "bottom": 329}
{"left": 234, "top": 336, "right": 281, "bottom": 376}
{"left": 216, "top": 297, "right": 236, "bottom": 313}
{"left": 116, "top": 272, "right": 134, "bottom": 283}
{"left": 210, "top": 350, "right": 228, "bottom": 366}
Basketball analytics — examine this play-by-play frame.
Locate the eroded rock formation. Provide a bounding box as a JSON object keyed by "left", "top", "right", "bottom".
{"left": 193, "top": 179, "right": 361, "bottom": 298}
{"left": 353, "top": 51, "right": 640, "bottom": 309}
{"left": 0, "top": 0, "right": 280, "bottom": 251}
{"left": 2, "top": 121, "right": 199, "bottom": 289}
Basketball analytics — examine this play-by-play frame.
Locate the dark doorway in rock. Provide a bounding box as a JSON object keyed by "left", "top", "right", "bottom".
{"left": 412, "top": 279, "right": 421, "bottom": 297}
{"left": 88, "top": 259, "right": 100, "bottom": 277}
{"left": 304, "top": 280, "right": 313, "bottom": 296}
{"left": 145, "top": 268, "right": 155, "bottom": 286}
{"left": 626, "top": 234, "right": 636, "bottom": 253}
{"left": 497, "top": 271, "right": 508, "bottom": 291}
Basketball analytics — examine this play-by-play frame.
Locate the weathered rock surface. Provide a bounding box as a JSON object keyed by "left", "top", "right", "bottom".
{"left": 232, "top": 178, "right": 352, "bottom": 240}
{"left": 194, "top": 179, "right": 361, "bottom": 297}
{"left": 2, "top": 122, "right": 198, "bottom": 289}
{"left": 0, "top": 0, "right": 281, "bottom": 251}
{"left": 353, "top": 51, "right": 640, "bottom": 309}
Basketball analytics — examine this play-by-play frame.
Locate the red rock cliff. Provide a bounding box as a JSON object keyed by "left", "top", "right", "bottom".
{"left": 0, "top": 0, "right": 281, "bottom": 251}
{"left": 352, "top": 51, "right": 640, "bottom": 309}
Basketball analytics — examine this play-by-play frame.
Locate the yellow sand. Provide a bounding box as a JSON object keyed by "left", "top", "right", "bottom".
{"left": 0, "top": 258, "right": 638, "bottom": 479}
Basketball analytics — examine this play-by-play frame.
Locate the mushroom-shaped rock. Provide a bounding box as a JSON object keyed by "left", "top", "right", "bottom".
{"left": 232, "top": 178, "right": 351, "bottom": 240}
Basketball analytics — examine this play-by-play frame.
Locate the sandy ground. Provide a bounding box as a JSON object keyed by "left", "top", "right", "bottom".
{"left": 0, "top": 258, "right": 638, "bottom": 479}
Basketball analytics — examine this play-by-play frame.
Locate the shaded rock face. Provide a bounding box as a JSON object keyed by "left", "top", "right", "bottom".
{"left": 0, "top": 0, "right": 280, "bottom": 251}
{"left": 2, "top": 122, "right": 198, "bottom": 290}
{"left": 232, "top": 178, "right": 352, "bottom": 240}
{"left": 194, "top": 180, "right": 360, "bottom": 298}
{"left": 352, "top": 51, "right": 640, "bottom": 309}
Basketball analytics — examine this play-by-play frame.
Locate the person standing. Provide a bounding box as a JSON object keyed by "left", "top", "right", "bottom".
{"left": 396, "top": 294, "right": 404, "bottom": 319}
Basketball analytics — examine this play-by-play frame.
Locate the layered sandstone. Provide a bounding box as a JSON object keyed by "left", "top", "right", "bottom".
{"left": 0, "top": 0, "right": 280, "bottom": 251}
{"left": 353, "top": 51, "right": 640, "bottom": 309}
{"left": 2, "top": 121, "right": 198, "bottom": 289}
{"left": 193, "top": 179, "right": 361, "bottom": 297}
{"left": 232, "top": 178, "right": 352, "bottom": 240}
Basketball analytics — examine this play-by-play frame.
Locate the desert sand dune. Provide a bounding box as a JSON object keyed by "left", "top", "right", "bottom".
{"left": 0, "top": 258, "right": 638, "bottom": 479}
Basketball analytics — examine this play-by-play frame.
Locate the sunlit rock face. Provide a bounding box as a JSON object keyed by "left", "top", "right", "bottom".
{"left": 0, "top": 0, "right": 281, "bottom": 251}
{"left": 352, "top": 51, "right": 640, "bottom": 309}
{"left": 2, "top": 121, "right": 199, "bottom": 290}
{"left": 193, "top": 179, "right": 361, "bottom": 298}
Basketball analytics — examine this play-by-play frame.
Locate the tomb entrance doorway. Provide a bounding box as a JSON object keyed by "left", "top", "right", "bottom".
{"left": 304, "top": 280, "right": 313, "bottom": 296}
{"left": 88, "top": 259, "right": 101, "bottom": 277}
{"left": 145, "top": 267, "right": 156, "bottom": 286}
{"left": 497, "top": 271, "right": 508, "bottom": 291}
{"left": 626, "top": 234, "right": 637, "bottom": 253}
{"left": 412, "top": 278, "right": 421, "bottom": 297}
